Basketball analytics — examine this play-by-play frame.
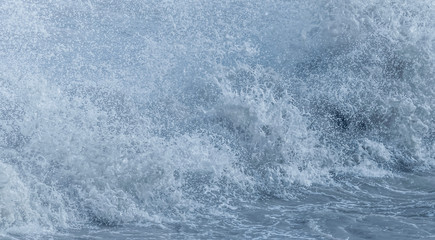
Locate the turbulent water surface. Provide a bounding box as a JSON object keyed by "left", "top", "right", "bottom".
{"left": 1, "top": 0, "right": 434, "bottom": 239}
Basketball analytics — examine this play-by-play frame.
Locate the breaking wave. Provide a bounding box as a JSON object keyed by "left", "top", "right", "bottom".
{"left": 0, "top": 0, "right": 433, "bottom": 237}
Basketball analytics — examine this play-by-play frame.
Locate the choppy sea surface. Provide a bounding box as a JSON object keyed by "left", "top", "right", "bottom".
{"left": 1, "top": 0, "right": 434, "bottom": 239}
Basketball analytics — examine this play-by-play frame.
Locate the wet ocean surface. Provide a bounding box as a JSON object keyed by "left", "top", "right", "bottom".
{"left": 1, "top": 0, "right": 434, "bottom": 239}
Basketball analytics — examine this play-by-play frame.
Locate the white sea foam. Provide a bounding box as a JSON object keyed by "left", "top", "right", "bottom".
{"left": 0, "top": 0, "right": 433, "bottom": 237}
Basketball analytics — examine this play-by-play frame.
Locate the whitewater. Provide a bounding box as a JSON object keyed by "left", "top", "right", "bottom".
{"left": 0, "top": 0, "right": 434, "bottom": 239}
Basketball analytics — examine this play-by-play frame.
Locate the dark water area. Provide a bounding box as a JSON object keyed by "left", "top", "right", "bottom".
{"left": 1, "top": 0, "right": 434, "bottom": 239}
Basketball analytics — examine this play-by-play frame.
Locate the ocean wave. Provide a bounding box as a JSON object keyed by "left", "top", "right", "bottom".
{"left": 0, "top": 0, "right": 433, "bottom": 236}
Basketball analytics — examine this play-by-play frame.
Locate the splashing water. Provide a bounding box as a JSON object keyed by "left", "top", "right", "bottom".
{"left": 1, "top": 0, "right": 434, "bottom": 239}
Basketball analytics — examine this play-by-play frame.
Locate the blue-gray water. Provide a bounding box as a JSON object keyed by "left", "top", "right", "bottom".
{"left": 0, "top": 0, "right": 434, "bottom": 239}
